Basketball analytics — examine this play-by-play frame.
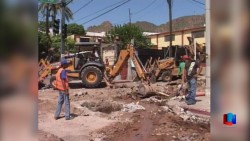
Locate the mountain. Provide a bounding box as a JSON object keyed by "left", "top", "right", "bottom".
{"left": 86, "top": 15, "right": 205, "bottom": 33}
{"left": 87, "top": 21, "right": 113, "bottom": 32}
{"left": 155, "top": 15, "right": 205, "bottom": 32}
{"left": 132, "top": 21, "right": 158, "bottom": 32}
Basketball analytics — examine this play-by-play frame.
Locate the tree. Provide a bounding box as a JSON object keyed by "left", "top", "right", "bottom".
{"left": 38, "top": 21, "right": 53, "bottom": 32}
{"left": 50, "top": 35, "right": 76, "bottom": 60}
{"left": 106, "top": 24, "right": 151, "bottom": 49}
{"left": 38, "top": 3, "right": 50, "bottom": 34}
{"left": 38, "top": 32, "right": 75, "bottom": 61}
{"left": 38, "top": 2, "right": 74, "bottom": 34}
{"left": 38, "top": 32, "right": 51, "bottom": 59}
{"left": 67, "top": 23, "right": 85, "bottom": 35}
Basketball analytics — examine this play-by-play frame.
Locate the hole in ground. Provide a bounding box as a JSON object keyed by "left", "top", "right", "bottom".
{"left": 81, "top": 101, "right": 122, "bottom": 114}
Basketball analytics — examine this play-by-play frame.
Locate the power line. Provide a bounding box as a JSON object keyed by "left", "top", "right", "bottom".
{"left": 73, "top": 0, "right": 93, "bottom": 14}
{"left": 191, "top": 0, "right": 205, "bottom": 5}
{"left": 132, "top": 0, "right": 157, "bottom": 15}
{"left": 187, "top": 0, "right": 204, "bottom": 9}
{"left": 74, "top": 0, "right": 126, "bottom": 23}
{"left": 113, "top": 0, "right": 160, "bottom": 25}
{"left": 81, "top": 0, "right": 131, "bottom": 25}
{"left": 135, "top": 1, "right": 162, "bottom": 21}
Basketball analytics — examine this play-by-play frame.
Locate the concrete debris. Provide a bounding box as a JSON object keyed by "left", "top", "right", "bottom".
{"left": 142, "top": 96, "right": 163, "bottom": 103}
{"left": 164, "top": 105, "right": 209, "bottom": 124}
{"left": 122, "top": 102, "right": 145, "bottom": 113}
{"left": 74, "top": 91, "right": 88, "bottom": 97}
{"left": 170, "top": 95, "right": 186, "bottom": 101}
{"left": 172, "top": 105, "right": 182, "bottom": 115}
{"left": 180, "top": 114, "right": 190, "bottom": 121}
{"left": 161, "top": 106, "right": 170, "bottom": 112}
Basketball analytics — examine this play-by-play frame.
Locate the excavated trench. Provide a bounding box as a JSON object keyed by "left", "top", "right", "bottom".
{"left": 81, "top": 101, "right": 122, "bottom": 114}
{"left": 92, "top": 102, "right": 210, "bottom": 141}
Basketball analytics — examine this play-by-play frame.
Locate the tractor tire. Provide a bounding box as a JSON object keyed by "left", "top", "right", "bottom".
{"left": 81, "top": 66, "right": 103, "bottom": 88}
{"left": 49, "top": 76, "right": 56, "bottom": 89}
{"left": 161, "top": 71, "right": 172, "bottom": 82}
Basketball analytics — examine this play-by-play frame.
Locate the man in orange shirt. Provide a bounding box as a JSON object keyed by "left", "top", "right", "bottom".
{"left": 53, "top": 58, "right": 73, "bottom": 120}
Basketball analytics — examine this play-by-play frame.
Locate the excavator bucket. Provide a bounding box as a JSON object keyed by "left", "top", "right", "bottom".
{"left": 138, "top": 83, "right": 155, "bottom": 97}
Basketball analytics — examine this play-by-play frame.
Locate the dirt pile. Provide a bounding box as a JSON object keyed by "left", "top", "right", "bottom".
{"left": 91, "top": 103, "right": 210, "bottom": 141}
{"left": 38, "top": 79, "right": 209, "bottom": 141}
{"left": 38, "top": 130, "right": 64, "bottom": 141}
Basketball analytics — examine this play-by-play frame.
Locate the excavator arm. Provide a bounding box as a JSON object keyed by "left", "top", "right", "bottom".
{"left": 107, "top": 44, "right": 148, "bottom": 82}
{"left": 105, "top": 44, "right": 153, "bottom": 97}
{"left": 108, "top": 49, "right": 130, "bottom": 79}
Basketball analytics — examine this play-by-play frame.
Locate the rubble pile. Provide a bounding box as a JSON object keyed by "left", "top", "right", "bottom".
{"left": 161, "top": 104, "right": 210, "bottom": 124}
{"left": 122, "top": 102, "right": 145, "bottom": 113}
{"left": 142, "top": 96, "right": 168, "bottom": 106}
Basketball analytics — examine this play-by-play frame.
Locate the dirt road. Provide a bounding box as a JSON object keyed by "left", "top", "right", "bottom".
{"left": 38, "top": 81, "right": 210, "bottom": 141}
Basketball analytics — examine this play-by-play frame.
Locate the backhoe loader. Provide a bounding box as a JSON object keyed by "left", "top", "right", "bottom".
{"left": 39, "top": 42, "right": 105, "bottom": 89}
{"left": 104, "top": 43, "right": 154, "bottom": 97}
{"left": 146, "top": 45, "right": 188, "bottom": 83}
{"left": 145, "top": 37, "right": 206, "bottom": 83}
{"left": 39, "top": 43, "right": 154, "bottom": 96}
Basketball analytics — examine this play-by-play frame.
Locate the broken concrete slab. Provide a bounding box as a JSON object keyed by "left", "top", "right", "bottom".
{"left": 122, "top": 102, "right": 145, "bottom": 113}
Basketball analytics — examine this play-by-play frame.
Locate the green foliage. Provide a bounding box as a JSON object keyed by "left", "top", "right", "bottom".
{"left": 38, "top": 32, "right": 76, "bottom": 60}
{"left": 50, "top": 35, "right": 76, "bottom": 55}
{"left": 38, "top": 3, "right": 74, "bottom": 35}
{"left": 38, "top": 21, "right": 53, "bottom": 32}
{"left": 50, "top": 35, "right": 61, "bottom": 53}
{"left": 38, "top": 3, "right": 73, "bottom": 22}
{"left": 65, "top": 37, "right": 76, "bottom": 53}
{"left": 38, "top": 32, "right": 51, "bottom": 58}
{"left": 67, "top": 23, "right": 85, "bottom": 35}
{"left": 106, "top": 24, "right": 151, "bottom": 49}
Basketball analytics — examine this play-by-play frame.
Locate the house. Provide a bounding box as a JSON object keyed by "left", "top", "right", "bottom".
{"left": 147, "top": 26, "right": 206, "bottom": 49}
{"left": 101, "top": 43, "right": 117, "bottom": 66}
{"left": 68, "top": 32, "right": 106, "bottom": 43}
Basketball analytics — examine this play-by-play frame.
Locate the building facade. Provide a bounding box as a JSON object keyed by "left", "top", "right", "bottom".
{"left": 68, "top": 32, "right": 105, "bottom": 43}
{"left": 148, "top": 27, "right": 205, "bottom": 49}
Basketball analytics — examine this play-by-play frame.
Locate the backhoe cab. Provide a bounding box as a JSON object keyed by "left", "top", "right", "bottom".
{"left": 50, "top": 42, "right": 105, "bottom": 88}
{"left": 146, "top": 45, "right": 189, "bottom": 83}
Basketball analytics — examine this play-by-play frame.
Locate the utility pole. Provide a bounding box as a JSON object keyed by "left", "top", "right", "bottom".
{"left": 167, "top": 0, "right": 172, "bottom": 57}
{"left": 129, "top": 8, "right": 131, "bottom": 25}
{"left": 61, "top": 0, "right": 66, "bottom": 58}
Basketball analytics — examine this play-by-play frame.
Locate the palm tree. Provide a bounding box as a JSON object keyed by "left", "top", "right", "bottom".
{"left": 49, "top": 3, "right": 73, "bottom": 23}
{"left": 38, "top": 2, "right": 73, "bottom": 34}
{"left": 38, "top": 3, "right": 50, "bottom": 35}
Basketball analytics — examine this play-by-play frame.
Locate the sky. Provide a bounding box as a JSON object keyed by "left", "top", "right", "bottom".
{"left": 39, "top": 0, "right": 205, "bottom": 29}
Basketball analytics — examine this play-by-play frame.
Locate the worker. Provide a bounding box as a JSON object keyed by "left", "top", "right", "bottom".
{"left": 178, "top": 56, "right": 185, "bottom": 76}
{"left": 53, "top": 58, "right": 73, "bottom": 120}
{"left": 92, "top": 47, "right": 99, "bottom": 58}
{"left": 181, "top": 55, "right": 202, "bottom": 105}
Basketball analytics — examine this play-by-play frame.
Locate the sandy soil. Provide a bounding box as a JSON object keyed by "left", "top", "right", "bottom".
{"left": 38, "top": 81, "right": 210, "bottom": 141}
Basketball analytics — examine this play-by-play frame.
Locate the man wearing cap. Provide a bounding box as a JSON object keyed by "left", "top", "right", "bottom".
{"left": 181, "top": 55, "right": 203, "bottom": 105}
{"left": 53, "top": 58, "right": 73, "bottom": 120}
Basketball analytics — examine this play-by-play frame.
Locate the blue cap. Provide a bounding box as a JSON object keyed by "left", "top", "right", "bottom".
{"left": 60, "top": 58, "right": 68, "bottom": 65}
